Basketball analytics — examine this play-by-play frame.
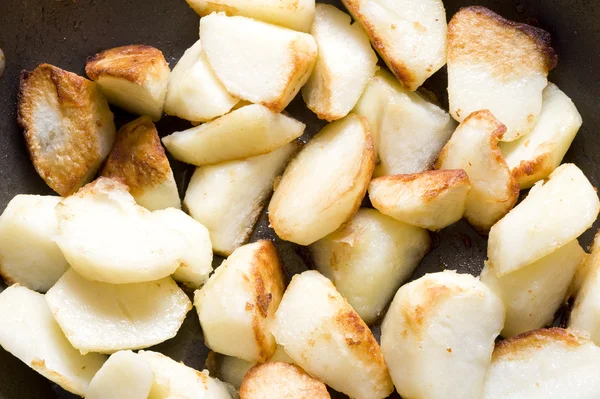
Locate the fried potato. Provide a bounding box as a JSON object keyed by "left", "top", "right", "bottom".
{"left": 184, "top": 143, "right": 297, "bottom": 256}
{"left": 86, "top": 351, "right": 153, "bottom": 399}
{"left": 481, "top": 240, "right": 585, "bottom": 338}
{"left": 195, "top": 240, "right": 284, "bottom": 362}
{"left": 381, "top": 271, "right": 504, "bottom": 399}
{"left": 240, "top": 362, "right": 331, "bottom": 399}
{"left": 45, "top": 269, "right": 191, "bottom": 354}
{"left": 101, "top": 116, "right": 180, "bottom": 211}
{"left": 342, "top": 0, "right": 447, "bottom": 91}
{"left": 501, "top": 82, "right": 582, "bottom": 188}
{"left": 302, "top": 4, "right": 378, "bottom": 121}
{"left": 269, "top": 114, "right": 374, "bottom": 245}
{"left": 163, "top": 104, "right": 304, "bottom": 166}
{"left": 0, "top": 285, "right": 106, "bottom": 396}
{"left": 54, "top": 178, "right": 188, "bottom": 284}
{"left": 353, "top": 69, "right": 455, "bottom": 176}
{"left": 18, "top": 63, "right": 116, "bottom": 196}
{"left": 488, "top": 163, "right": 600, "bottom": 276}
{"left": 435, "top": 110, "right": 519, "bottom": 231}
{"left": 483, "top": 328, "right": 600, "bottom": 398}
{"left": 200, "top": 13, "right": 317, "bottom": 112}
{"left": 164, "top": 40, "right": 239, "bottom": 122}
{"left": 447, "top": 6, "right": 557, "bottom": 141}
{"left": 272, "top": 270, "right": 394, "bottom": 399}
{"left": 570, "top": 230, "right": 599, "bottom": 296}
{"left": 368, "top": 170, "right": 470, "bottom": 230}
{"left": 86, "top": 45, "right": 170, "bottom": 120}
{"left": 0, "top": 195, "right": 68, "bottom": 292}
{"left": 310, "top": 208, "right": 430, "bottom": 324}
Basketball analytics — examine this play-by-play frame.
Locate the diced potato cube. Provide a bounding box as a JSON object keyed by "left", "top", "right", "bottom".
{"left": 86, "top": 351, "right": 153, "bottom": 399}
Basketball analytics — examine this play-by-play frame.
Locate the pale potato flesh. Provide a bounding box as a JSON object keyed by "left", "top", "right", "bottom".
{"left": 268, "top": 114, "right": 374, "bottom": 245}
{"left": 571, "top": 230, "right": 600, "bottom": 297}
{"left": 0, "top": 195, "right": 68, "bottom": 292}
{"left": 86, "top": 351, "right": 153, "bottom": 399}
{"left": 162, "top": 104, "right": 305, "bottom": 166}
{"left": 184, "top": 143, "right": 297, "bottom": 256}
{"left": 488, "top": 163, "right": 600, "bottom": 276}
{"left": 200, "top": 13, "right": 317, "bottom": 112}
{"left": 481, "top": 240, "right": 585, "bottom": 338}
{"left": 310, "top": 208, "right": 430, "bottom": 324}
{"left": 381, "top": 270, "right": 504, "bottom": 399}
{"left": 0, "top": 285, "right": 106, "bottom": 396}
{"left": 302, "top": 4, "right": 378, "bottom": 121}
{"left": 272, "top": 270, "right": 394, "bottom": 399}
{"left": 45, "top": 269, "right": 192, "bottom": 354}
{"left": 96, "top": 76, "right": 168, "bottom": 121}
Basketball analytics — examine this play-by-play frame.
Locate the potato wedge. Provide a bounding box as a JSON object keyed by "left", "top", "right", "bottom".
{"left": 481, "top": 240, "right": 585, "bottom": 338}
{"left": 302, "top": 4, "right": 378, "bottom": 121}
{"left": 571, "top": 231, "right": 599, "bottom": 296}
{"left": 310, "top": 208, "right": 430, "bottom": 324}
{"left": 488, "top": 163, "right": 600, "bottom": 276}
{"left": 269, "top": 114, "right": 374, "bottom": 245}
{"left": 0, "top": 195, "right": 68, "bottom": 292}
{"left": 195, "top": 240, "right": 284, "bottom": 362}
{"left": 0, "top": 285, "right": 106, "bottom": 396}
{"left": 18, "top": 63, "right": 116, "bottom": 196}
{"left": 86, "top": 45, "right": 170, "bottom": 120}
{"left": 436, "top": 110, "right": 519, "bottom": 231}
{"left": 101, "top": 116, "right": 180, "bottom": 211}
{"left": 184, "top": 143, "right": 297, "bottom": 256}
{"left": 342, "top": 0, "right": 447, "bottom": 91}
{"left": 272, "top": 270, "right": 394, "bottom": 399}
{"left": 55, "top": 178, "right": 188, "bottom": 284}
{"left": 501, "top": 82, "right": 582, "bottom": 188}
{"left": 368, "top": 170, "right": 470, "bottom": 230}
{"left": 353, "top": 69, "right": 455, "bottom": 176}
{"left": 86, "top": 351, "right": 153, "bottom": 399}
{"left": 381, "top": 270, "right": 504, "bottom": 399}
{"left": 483, "top": 328, "right": 600, "bottom": 398}
{"left": 163, "top": 104, "right": 305, "bottom": 166}
{"left": 164, "top": 40, "right": 239, "bottom": 122}
{"left": 45, "top": 269, "right": 191, "bottom": 354}
{"left": 200, "top": 13, "right": 317, "bottom": 112}
{"left": 240, "top": 362, "right": 330, "bottom": 399}
{"left": 447, "top": 6, "right": 557, "bottom": 141}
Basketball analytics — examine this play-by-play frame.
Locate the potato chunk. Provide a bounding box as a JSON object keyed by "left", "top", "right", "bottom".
{"left": 436, "top": 110, "right": 519, "bottom": 231}
{"left": 481, "top": 240, "right": 585, "bottom": 337}
{"left": 18, "top": 63, "right": 116, "bottom": 196}
{"left": 447, "top": 6, "right": 557, "bottom": 141}
{"left": 200, "top": 13, "right": 317, "bottom": 112}
{"left": 501, "top": 83, "right": 582, "bottom": 188}
{"left": 483, "top": 328, "right": 600, "bottom": 398}
{"left": 163, "top": 104, "right": 304, "bottom": 166}
{"left": 185, "top": 143, "right": 297, "bottom": 256}
{"left": 342, "top": 0, "right": 447, "bottom": 90}
{"left": 45, "top": 269, "right": 191, "bottom": 354}
{"left": 369, "top": 170, "right": 470, "bottom": 230}
{"left": 0, "top": 195, "right": 68, "bottom": 292}
{"left": 86, "top": 351, "right": 153, "bottom": 399}
{"left": 272, "top": 270, "right": 394, "bottom": 399}
{"left": 164, "top": 40, "right": 239, "bottom": 122}
{"left": 195, "top": 240, "right": 284, "bottom": 362}
{"left": 488, "top": 163, "right": 600, "bottom": 276}
{"left": 101, "top": 116, "right": 180, "bottom": 211}
{"left": 302, "top": 4, "right": 378, "bottom": 121}
{"left": 310, "top": 208, "right": 430, "bottom": 324}
{"left": 353, "top": 69, "right": 455, "bottom": 176}
{"left": 0, "top": 285, "right": 106, "bottom": 396}
{"left": 381, "top": 271, "right": 504, "bottom": 399}
{"left": 269, "top": 114, "right": 374, "bottom": 245}
{"left": 86, "top": 45, "right": 170, "bottom": 120}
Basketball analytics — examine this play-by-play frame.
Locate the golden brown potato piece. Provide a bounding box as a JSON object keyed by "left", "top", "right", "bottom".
{"left": 240, "top": 362, "right": 330, "bottom": 399}
{"left": 18, "top": 63, "right": 116, "bottom": 196}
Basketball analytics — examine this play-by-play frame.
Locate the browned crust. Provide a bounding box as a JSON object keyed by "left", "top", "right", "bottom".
{"left": 400, "top": 282, "right": 456, "bottom": 338}
{"left": 511, "top": 153, "right": 553, "bottom": 185}
{"left": 493, "top": 328, "right": 587, "bottom": 362}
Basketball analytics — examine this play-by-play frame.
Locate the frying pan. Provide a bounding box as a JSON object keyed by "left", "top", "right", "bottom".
{"left": 0, "top": 0, "right": 599, "bottom": 397}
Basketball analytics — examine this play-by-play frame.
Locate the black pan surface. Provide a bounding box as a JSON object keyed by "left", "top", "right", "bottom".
{"left": 0, "top": 0, "right": 599, "bottom": 398}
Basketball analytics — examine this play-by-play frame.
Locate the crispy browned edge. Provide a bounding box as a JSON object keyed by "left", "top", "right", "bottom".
{"left": 511, "top": 154, "right": 553, "bottom": 186}
{"left": 85, "top": 44, "right": 168, "bottom": 84}
{"left": 493, "top": 328, "right": 587, "bottom": 362}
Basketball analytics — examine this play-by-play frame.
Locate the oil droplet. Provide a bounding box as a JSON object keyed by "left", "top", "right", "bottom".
{"left": 0, "top": 49, "right": 5, "bottom": 79}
